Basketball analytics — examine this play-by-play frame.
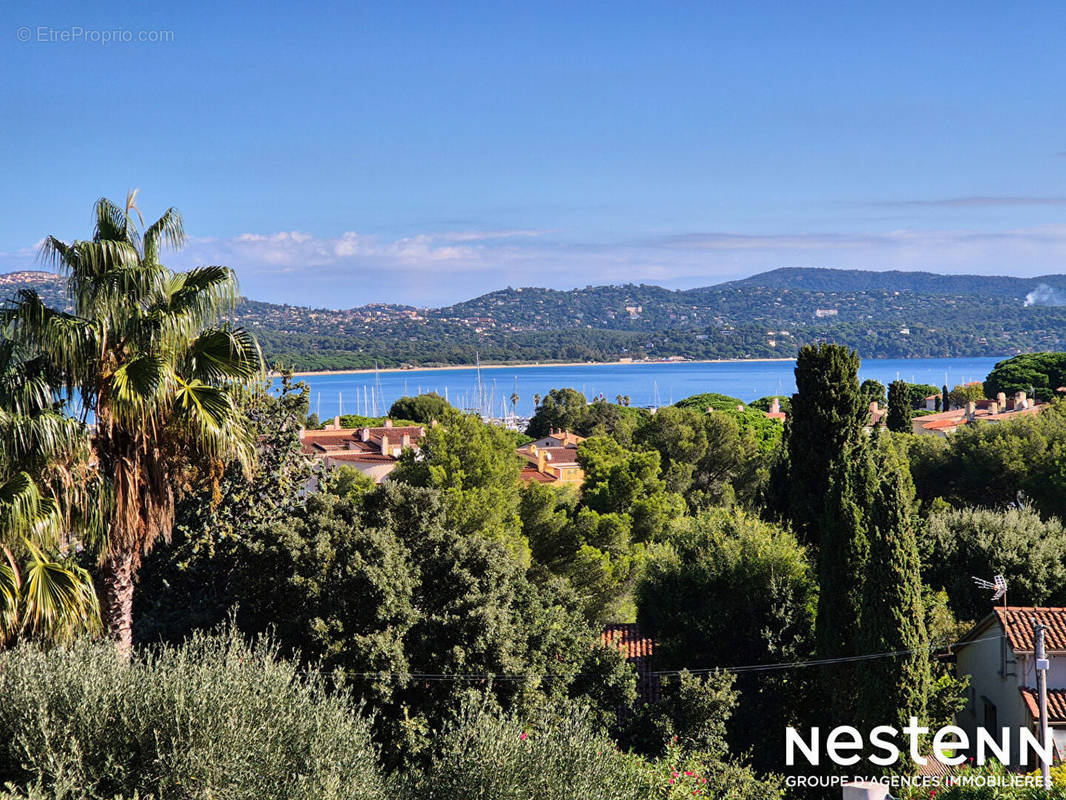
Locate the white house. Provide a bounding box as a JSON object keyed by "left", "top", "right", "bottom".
{"left": 953, "top": 606, "right": 1066, "bottom": 766}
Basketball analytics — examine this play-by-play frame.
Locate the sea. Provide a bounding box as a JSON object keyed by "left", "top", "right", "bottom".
{"left": 278, "top": 356, "right": 1004, "bottom": 420}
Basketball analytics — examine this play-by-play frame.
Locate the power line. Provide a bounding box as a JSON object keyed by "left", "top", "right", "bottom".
{"left": 295, "top": 633, "right": 1001, "bottom": 683}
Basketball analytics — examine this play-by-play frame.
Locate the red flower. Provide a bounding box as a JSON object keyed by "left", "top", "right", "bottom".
{"left": 519, "top": 732, "right": 527, "bottom": 741}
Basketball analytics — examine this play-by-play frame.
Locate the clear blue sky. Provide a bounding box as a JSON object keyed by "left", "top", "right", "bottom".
{"left": 4, "top": 0, "right": 1066, "bottom": 307}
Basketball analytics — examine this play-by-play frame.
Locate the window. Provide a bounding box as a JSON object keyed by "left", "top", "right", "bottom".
{"left": 982, "top": 698, "right": 998, "bottom": 733}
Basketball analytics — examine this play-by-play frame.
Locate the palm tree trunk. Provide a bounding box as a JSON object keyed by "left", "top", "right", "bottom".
{"left": 100, "top": 550, "right": 135, "bottom": 652}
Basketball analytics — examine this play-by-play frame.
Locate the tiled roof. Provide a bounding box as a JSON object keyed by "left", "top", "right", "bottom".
{"left": 602, "top": 623, "right": 655, "bottom": 660}
{"left": 519, "top": 467, "right": 557, "bottom": 483}
{"left": 324, "top": 452, "right": 396, "bottom": 463}
{"left": 1019, "top": 687, "right": 1066, "bottom": 723}
{"left": 602, "top": 623, "right": 660, "bottom": 706}
{"left": 994, "top": 607, "right": 1066, "bottom": 653}
{"left": 535, "top": 446, "right": 581, "bottom": 465}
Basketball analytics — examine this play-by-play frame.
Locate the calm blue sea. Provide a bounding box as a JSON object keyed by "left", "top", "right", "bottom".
{"left": 277, "top": 357, "right": 1004, "bottom": 420}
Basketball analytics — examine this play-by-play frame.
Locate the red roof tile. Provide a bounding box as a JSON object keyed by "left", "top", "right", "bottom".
{"left": 1020, "top": 687, "right": 1066, "bottom": 723}
{"left": 994, "top": 607, "right": 1066, "bottom": 653}
{"left": 602, "top": 623, "right": 660, "bottom": 706}
{"left": 519, "top": 467, "right": 557, "bottom": 483}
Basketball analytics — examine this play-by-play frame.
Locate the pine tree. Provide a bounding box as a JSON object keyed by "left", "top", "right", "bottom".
{"left": 781, "top": 344, "right": 865, "bottom": 545}
{"left": 856, "top": 436, "right": 930, "bottom": 736}
{"left": 886, "top": 380, "right": 912, "bottom": 433}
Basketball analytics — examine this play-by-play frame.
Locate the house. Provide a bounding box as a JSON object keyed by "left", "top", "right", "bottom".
{"left": 517, "top": 430, "right": 586, "bottom": 485}
{"left": 602, "top": 623, "right": 660, "bottom": 709}
{"left": 765, "top": 398, "right": 787, "bottom": 421}
{"left": 866, "top": 401, "right": 886, "bottom": 428}
{"left": 300, "top": 417, "right": 425, "bottom": 482}
{"left": 913, "top": 392, "right": 1044, "bottom": 437}
{"left": 952, "top": 606, "right": 1066, "bottom": 766}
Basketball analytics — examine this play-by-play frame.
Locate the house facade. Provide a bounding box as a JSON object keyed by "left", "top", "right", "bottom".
{"left": 953, "top": 606, "right": 1066, "bottom": 766}
{"left": 299, "top": 418, "right": 425, "bottom": 482}
{"left": 517, "top": 429, "right": 586, "bottom": 485}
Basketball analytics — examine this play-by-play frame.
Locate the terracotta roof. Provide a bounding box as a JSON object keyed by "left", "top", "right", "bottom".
{"left": 995, "top": 607, "right": 1066, "bottom": 653}
{"left": 602, "top": 623, "right": 660, "bottom": 706}
{"left": 519, "top": 467, "right": 557, "bottom": 483}
{"left": 1020, "top": 687, "right": 1066, "bottom": 723}
{"left": 602, "top": 623, "right": 655, "bottom": 660}
{"left": 922, "top": 419, "right": 963, "bottom": 432}
{"left": 534, "top": 446, "right": 581, "bottom": 465}
{"left": 765, "top": 411, "right": 787, "bottom": 420}
{"left": 324, "top": 452, "right": 396, "bottom": 463}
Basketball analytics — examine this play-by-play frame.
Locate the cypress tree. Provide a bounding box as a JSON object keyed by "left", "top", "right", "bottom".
{"left": 886, "top": 380, "right": 912, "bottom": 433}
{"left": 783, "top": 344, "right": 865, "bottom": 546}
{"left": 856, "top": 435, "right": 929, "bottom": 737}
{"left": 942, "top": 384, "right": 950, "bottom": 411}
{"left": 815, "top": 439, "right": 873, "bottom": 725}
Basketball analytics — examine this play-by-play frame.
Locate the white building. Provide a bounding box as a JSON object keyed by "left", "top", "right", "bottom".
{"left": 953, "top": 606, "right": 1066, "bottom": 767}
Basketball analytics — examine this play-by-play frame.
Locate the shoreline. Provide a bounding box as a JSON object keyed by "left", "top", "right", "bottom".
{"left": 278, "top": 357, "right": 798, "bottom": 378}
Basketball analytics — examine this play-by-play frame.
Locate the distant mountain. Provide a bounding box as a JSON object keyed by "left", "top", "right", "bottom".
{"left": 2, "top": 268, "right": 1065, "bottom": 370}
{"left": 714, "top": 267, "right": 1066, "bottom": 299}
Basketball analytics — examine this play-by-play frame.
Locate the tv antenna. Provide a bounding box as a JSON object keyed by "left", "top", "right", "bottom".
{"left": 973, "top": 574, "right": 1007, "bottom": 604}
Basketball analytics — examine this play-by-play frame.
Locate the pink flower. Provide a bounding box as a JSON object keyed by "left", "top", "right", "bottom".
{"left": 685, "top": 771, "right": 694, "bottom": 777}
{"left": 519, "top": 732, "right": 527, "bottom": 741}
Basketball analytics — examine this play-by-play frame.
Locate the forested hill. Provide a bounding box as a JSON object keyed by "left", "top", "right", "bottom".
{"left": 3, "top": 267, "right": 1066, "bottom": 370}
{"left": 713, "top": 267, "right": 1066, "bottom": 298}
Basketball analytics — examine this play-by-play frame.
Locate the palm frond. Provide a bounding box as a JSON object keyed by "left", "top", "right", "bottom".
{"left": 0, "top": 472, "right": 61, "bottom": 546}
{"left": 182, "top": 326, "right": 264, "bottom": 383}
{"left": 142, "top": 207, "right": 185, "bottom": 263}
{"left": 20, "top": 542, "right": 100, "bottom": 641}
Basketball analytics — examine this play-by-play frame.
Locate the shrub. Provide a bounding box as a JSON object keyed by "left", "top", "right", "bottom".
{"left": 0, "top": 628, "right": 385, "bottom": 800}
{"left": 405, "top": 703, "right": 652, "bottom": 800}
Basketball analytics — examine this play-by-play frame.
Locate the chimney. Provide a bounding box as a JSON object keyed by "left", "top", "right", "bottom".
{"left": 360, "top": 427, "right": 371, "bottom": 442}
{"left": 330, "top": 415, "right": 341, "bottom": 430}
{"left": 869, "top": 401, "right": 879, "bottom": 414}
{"left": 380, "top": 432, "right": 389, "bottom": 455}
{"left": 770, "top": 398, "right": 780, "bottom": 414}
{"left": 537, "top": 449, "right": 547, "bottom": 473}
{"left": 989, "top": 402, "right": 999, "bottom": 415}
{"left": 997, "top": 392, "right": 1007, "bottom": 408}
{"left": 401, "top": 432, "right": 411, "bottom": 450}
{"left": 384, "top": 418, "right": 393, "bottom": 428}
{"left": 966, "top": 401, "right": 976, "bottom": 419}
{"left": 1014, "top": 391, "right": 1027, "bottom": 410}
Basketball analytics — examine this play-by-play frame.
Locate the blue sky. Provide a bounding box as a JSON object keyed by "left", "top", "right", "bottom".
{"left": 4, "top": 0, "right": 1066, "bottom": 307}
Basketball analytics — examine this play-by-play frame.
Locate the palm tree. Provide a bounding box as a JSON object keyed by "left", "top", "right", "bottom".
{"left": 533, "top": 393, "right": 541, "bottom": 409}
{"left": 0, "top": 340, "right": 100, "bottom": 646}
{"left": 509, "top": 392, "right": 519, "bottom": 417}
{"left": 2, "top": 192, "right": 263, "bottom": 650}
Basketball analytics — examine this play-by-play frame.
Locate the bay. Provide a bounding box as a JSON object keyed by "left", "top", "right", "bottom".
{"left": 278, "top": 356, "right": 1004, "bottom": 420}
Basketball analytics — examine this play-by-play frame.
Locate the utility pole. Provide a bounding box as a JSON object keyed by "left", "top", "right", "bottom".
{"left": 1035, "top": 621, "right": 1051, "bottom": 790}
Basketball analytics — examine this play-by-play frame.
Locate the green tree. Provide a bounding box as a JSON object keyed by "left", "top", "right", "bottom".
{"left": 778, "top": 344, "right": 864, "bottom": 545}
{"left": 388, "top": 392, "right": 454, "bottom": 424}
{"left": 920, "top": 507, "right": 1066, "bottom": 621}
{"left": 577, "top": 436, "right": 682, "bottom": 542}
{"left": 906, "top": 383, "right": 939, "bottom": 409}
{"left": 886, "top": 379, "right": 912, "bottom": 433}
{"left": 948, "top": 382, "right": 984, "bottom": 409}
{"left": 984, "top": 352, "right": 1066, "bottom": 402}
{"left": 673, "top": 392, "right": 745, "bottom": 413}
{"left": 2, "top": 194, "right": 263, "bottom": 649}
{"left": 525, "top": 388, "right": 587, "bottom": 437}
{"left": 393, "top": 412, "right": 524, "bottom": 554}
{"left": 636, "top": 509, "right": 815, "bottom": 769}
{"left": 856, "top": 437, "right": 929, "bottom": 737}
{"left": 860, "top": 379, "right": 886, "bottom": 408}
{"left": 0, "top": 342, "right": 99, "bottom": 646}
